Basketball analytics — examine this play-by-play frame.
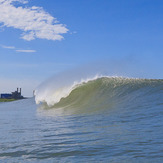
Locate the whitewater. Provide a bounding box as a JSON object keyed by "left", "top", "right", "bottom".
{"left": 0, "top": 75, "right": 163, "bottom": 162}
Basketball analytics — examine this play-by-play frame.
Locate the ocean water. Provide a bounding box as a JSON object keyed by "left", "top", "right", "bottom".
{"left": 0, "top": 77, "right": 163, "bottom": 162}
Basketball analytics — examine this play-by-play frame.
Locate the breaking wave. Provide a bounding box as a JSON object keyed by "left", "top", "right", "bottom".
{"left": 35, "top": 76, "right": 163, "bottom": 114}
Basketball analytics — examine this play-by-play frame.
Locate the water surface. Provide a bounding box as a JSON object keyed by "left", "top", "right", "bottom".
{"left": 0, "top": 77, "right": 163, "bottom": 162}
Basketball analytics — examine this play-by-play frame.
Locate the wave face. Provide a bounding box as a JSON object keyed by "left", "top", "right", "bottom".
{"left": 35, "top": 77, "right": 163, "bottom": 114}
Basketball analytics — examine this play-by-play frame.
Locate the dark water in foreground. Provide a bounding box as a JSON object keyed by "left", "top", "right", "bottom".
{"left": 0, "top": 78, "right": 163, "bottom": 162}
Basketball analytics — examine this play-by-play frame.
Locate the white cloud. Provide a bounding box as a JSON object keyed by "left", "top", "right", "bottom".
{"left": 0, "top": 44, "right": 15, "bottom": 49}
{"left": 0, "top": 44, "right": 36, "bottom": 52}
{"left": 0, "top": 0, "right": 68, "bottom": 41}
{"left": 70, "top": 31, "right": 77, "bottom": 34}
{"left": 16, "top": 49, "right": 36, "bottom": 53}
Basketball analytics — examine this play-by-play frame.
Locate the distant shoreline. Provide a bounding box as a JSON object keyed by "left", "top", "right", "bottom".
{"left": 0, "top": 99, "right": 17, "bottom": 102}
{"left": 0, "top": 98, "right": 27, "bottom": 102}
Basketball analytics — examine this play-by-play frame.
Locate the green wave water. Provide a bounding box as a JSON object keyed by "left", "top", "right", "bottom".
{"left": 38, "top": 77, "right": 163, "bottom": 114}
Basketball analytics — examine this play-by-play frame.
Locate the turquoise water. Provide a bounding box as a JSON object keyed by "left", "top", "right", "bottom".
{"left": 0, "top": 77, "right": 163, "bottom": 162}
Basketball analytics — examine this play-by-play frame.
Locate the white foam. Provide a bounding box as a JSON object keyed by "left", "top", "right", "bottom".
{"left": 35, "top": 74, "right": 102, "bottom": 106}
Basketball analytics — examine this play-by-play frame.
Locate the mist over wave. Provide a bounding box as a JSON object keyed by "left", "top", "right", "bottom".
{"left": 34, "top": 58, "right": 163, "bottom": 108}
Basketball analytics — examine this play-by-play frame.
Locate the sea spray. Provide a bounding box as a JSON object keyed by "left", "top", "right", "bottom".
{"left": 35, "top": 74, "right": 102, "bottom": 106}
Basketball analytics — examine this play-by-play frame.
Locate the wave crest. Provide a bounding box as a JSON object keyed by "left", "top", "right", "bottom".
{"left": 35, "top": 76, "right": 163, "bottom": 112}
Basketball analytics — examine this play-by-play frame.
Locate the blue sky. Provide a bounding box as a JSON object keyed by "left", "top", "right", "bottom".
{"left": 0, "top": 0, "right": 163, "bottom": 96}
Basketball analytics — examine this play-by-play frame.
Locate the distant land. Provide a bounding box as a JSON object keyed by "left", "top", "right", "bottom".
{"left": 0, "top": 99, "right": 17, "bottom": 102}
